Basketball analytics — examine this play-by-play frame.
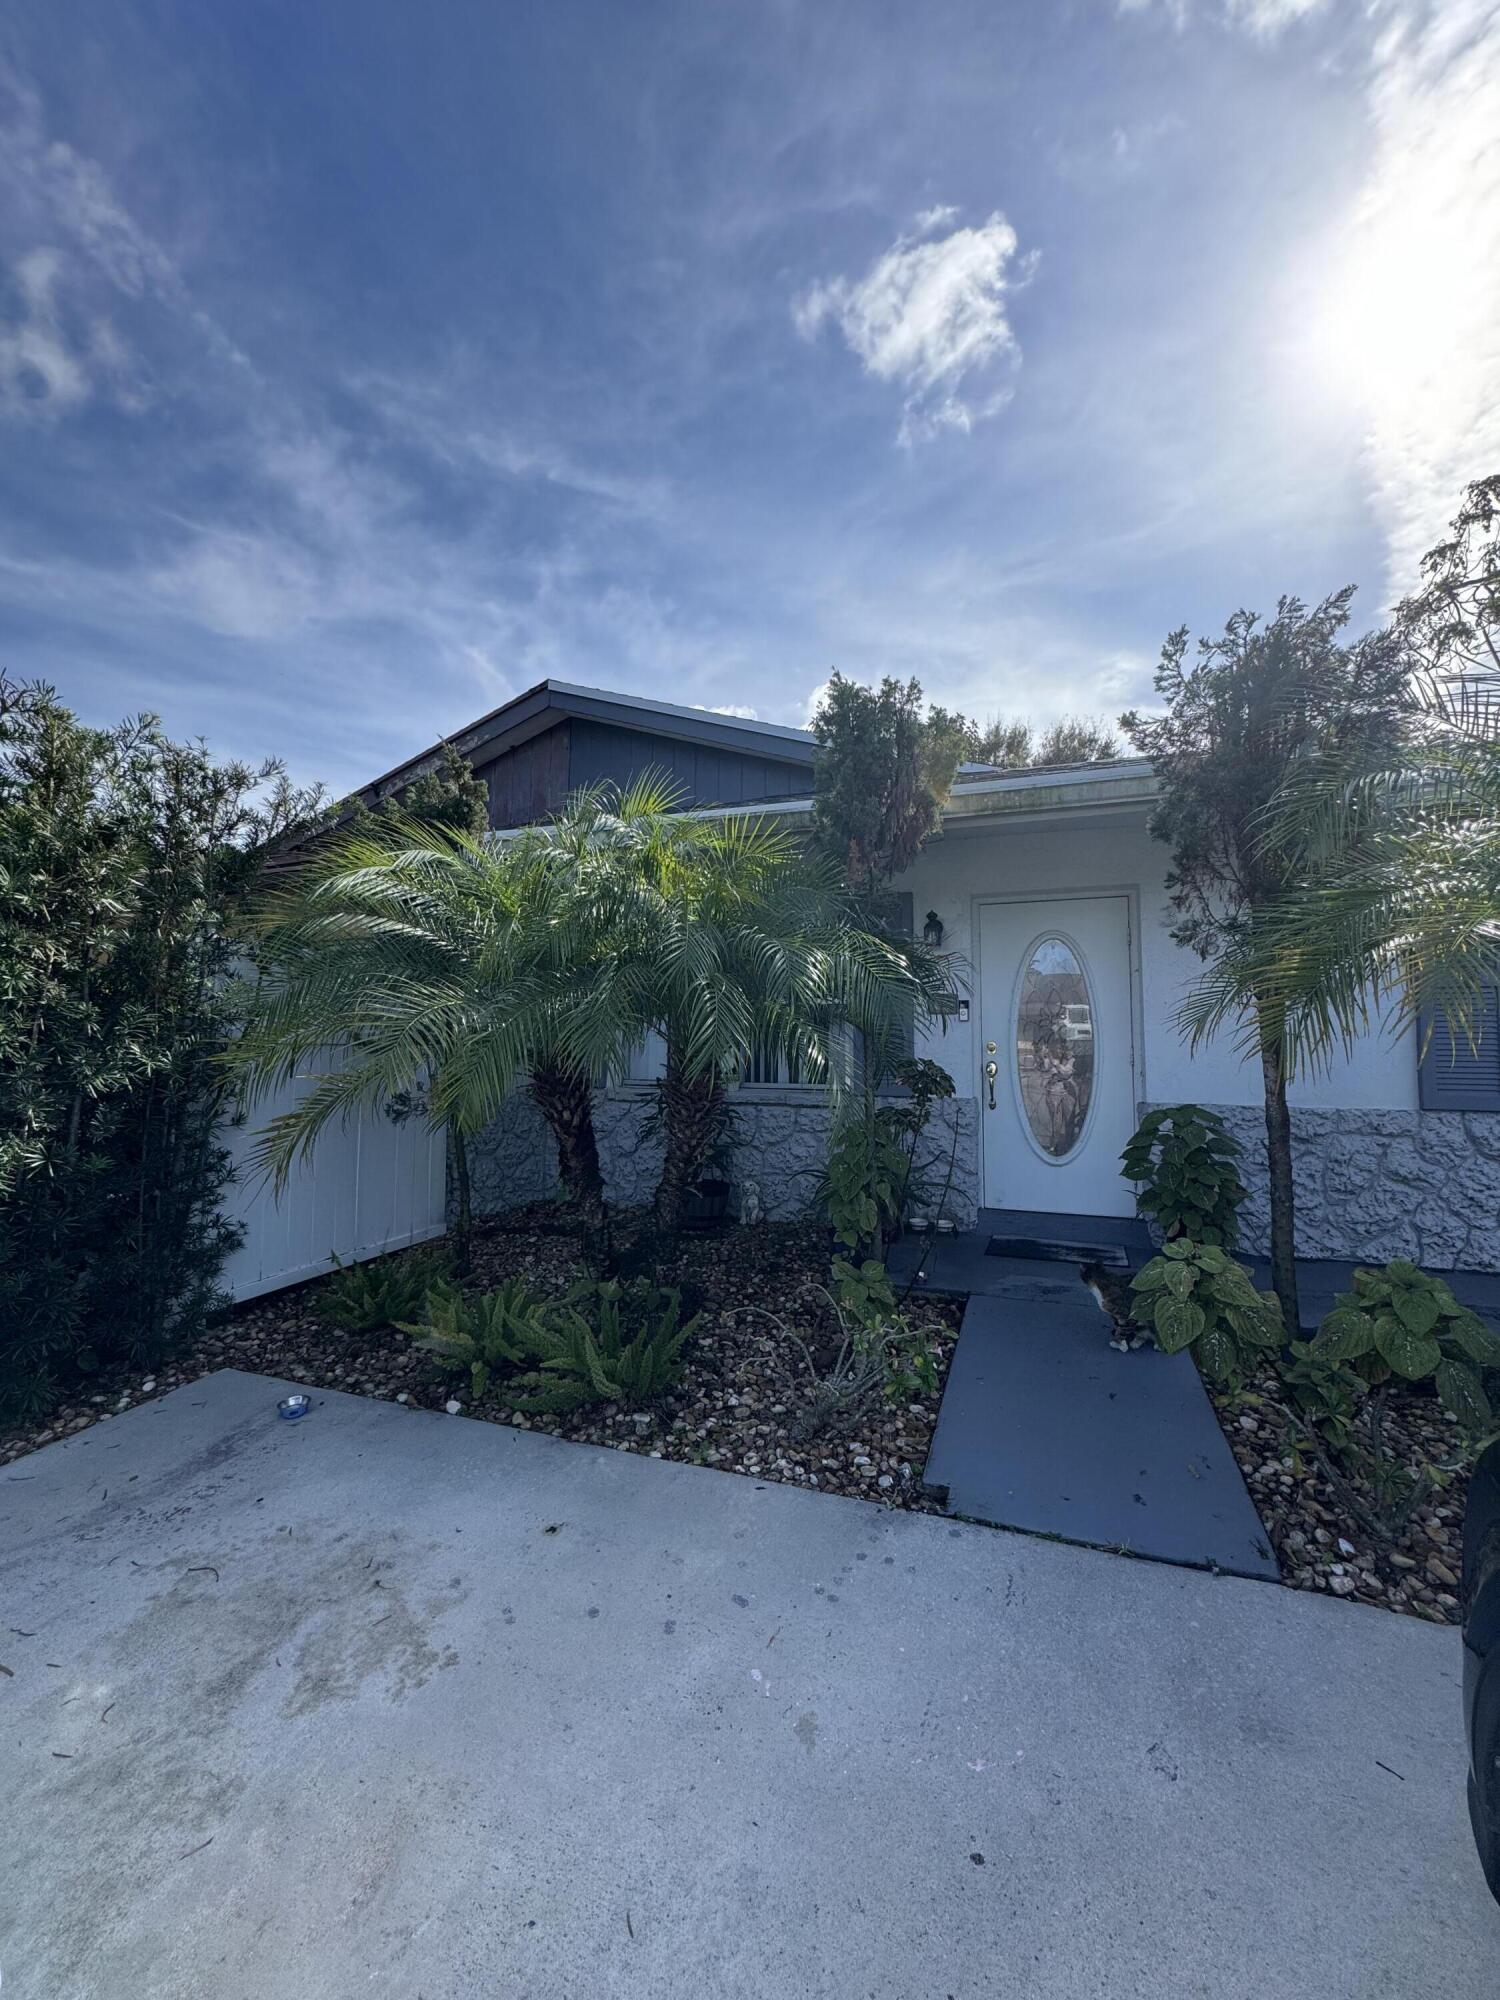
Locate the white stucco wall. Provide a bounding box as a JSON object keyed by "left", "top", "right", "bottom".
{"left": 894, "top": 805, "right": 1417, "bottom": 1114}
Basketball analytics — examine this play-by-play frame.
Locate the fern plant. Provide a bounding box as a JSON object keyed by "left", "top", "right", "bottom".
{"left": 1129, "top": 1241, "right": 1281, "bottom": 1384}
{"left": 1121, "top": 1105, "right": 1246, "bottom": 1246}
{"left": 508, "top": 1280, "right": 700, "bottom": 1415}
{"left": 315, "top": 1249, "right": 452, "bottom": 1332}
{"left": 398, "top": 1277, "right": 556, "bottom": 1397}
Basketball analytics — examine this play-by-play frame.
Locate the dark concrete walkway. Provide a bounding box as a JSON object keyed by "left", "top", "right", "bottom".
{"left": 922, "top": 1268, "right": 1279, "bottom": 1578}
{"left": 890, "top": 1211, "right": 1500, "bottom": 1335}
{"left": 895, "top": 1216, "right": 1277, "bottom": 1579}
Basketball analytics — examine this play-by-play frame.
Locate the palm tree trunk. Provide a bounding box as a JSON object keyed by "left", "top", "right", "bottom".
{"left": 1258, "top": 1023, "right": 1301, "bottom": 1339}
{"left": 654, "top": 1053, "right": 725, "bottom": 1237}
{"left": 528, "top": 1057, "right": 605, "bottom": 1221}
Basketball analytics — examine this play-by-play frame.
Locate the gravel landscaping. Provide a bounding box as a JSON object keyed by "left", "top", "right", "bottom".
{"left": 1210, "top": 1371, "right": 1473, "bottom": 1625}
{"left": 1, "top": 1210, "right": 964, "bottom": 1512}
{"left": 2, "top": 1212, "right": 1481, "bottom": 1628}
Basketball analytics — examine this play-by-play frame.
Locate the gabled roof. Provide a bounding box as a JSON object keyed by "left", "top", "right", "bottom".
{"left": 356, "top": 677, "right": 814, "bottom": 812}
{"left": 350, "top": 676, "right": 1153, "bottom": 823}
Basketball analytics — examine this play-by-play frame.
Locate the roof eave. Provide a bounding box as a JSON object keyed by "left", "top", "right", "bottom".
{"left": 683, "top": 762, "right": 1157, "bottom": 835}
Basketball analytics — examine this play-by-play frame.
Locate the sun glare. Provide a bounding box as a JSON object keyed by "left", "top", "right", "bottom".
{"left": 1305, "top": 164, "right": 1476, "bottom": 419}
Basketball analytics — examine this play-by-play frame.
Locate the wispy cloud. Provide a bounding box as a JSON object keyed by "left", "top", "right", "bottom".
{"left": 0, "top": 61, "right": 253, "bottom": 380}
{"left": 1117, "top": 0, "right": 1329, "bottom": 34}
{"left": 1227, "top": 0, "right": 1330, "bottom": 28}
{"left": 0, "top": 58, "right": 762, "bottom": 779}
{"left": 0, "top": 250, "right": 91, "bottom": 415}
{"left": 793, "top": 209, "right": 1035, "bottom": 444}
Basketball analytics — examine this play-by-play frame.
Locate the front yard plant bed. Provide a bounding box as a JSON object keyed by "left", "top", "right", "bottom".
{"left": 1209, "top": 1372, "right": 1471, "bottom": 1625}
{"left": 3, "top": 1210, "right": 1476, "bottom": 1627}
{"left": 0, "top": 1209, "right": 964, "bottom": 1513}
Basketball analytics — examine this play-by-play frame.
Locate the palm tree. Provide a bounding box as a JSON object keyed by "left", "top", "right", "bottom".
{"left": 229, "top": 807, "right": 636, "bottom": 1267}
{"left": 522, "top": 783, "right": 957, "bottom": 1237}
{"left": 1182, "top": 475, "right": 1500, "bottom": 1077}
{"left": 231, "top": 777, "right": 954, "bottom": 1257}
{"left": 1182, "top": 672, "right": 1500, "bottom": 1069}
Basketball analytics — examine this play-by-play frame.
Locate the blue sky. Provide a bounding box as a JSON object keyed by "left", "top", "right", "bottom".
{"left": 1, "top": 0, "right": 1496, "bottom": 793}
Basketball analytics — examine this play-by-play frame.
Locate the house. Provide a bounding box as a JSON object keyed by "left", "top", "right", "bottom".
{"left": 365, "top": 678, "right": 1500, "bottom": 1275}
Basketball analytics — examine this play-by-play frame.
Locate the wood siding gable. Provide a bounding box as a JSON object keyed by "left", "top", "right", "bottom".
{"left": 476, "top": 716, "right": 810, "bottom": 827}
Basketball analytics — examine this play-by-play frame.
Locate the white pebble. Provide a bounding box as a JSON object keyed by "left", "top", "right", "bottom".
{"left": 444, "top": 1399, "right": 462, "bottom": 1416}
{"left": 395, "top": 1393, "right": 409, "bottom": 1405}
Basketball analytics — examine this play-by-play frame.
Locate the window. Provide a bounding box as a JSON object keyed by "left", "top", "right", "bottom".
{"left": 617, "top": 890, "right": 916, "bottom": 1093}
{"left": 624, "top": 1030, "right": 668, "bottom": 1085}
{"left": 1014, "top": 934, "right": 1095, "bottom": 1159}
{"left": 1418, "top": 982, "right": 1500, "bottom": 1111}
{"left": 622, "top": 1032, "right": 818, "bottom": 1092}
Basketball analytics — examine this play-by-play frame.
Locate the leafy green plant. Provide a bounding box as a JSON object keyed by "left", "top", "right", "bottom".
{"left": 820, "top": 1062, "right": 957, "bottom": 1260}
{"left": 1129, "top": 1241, "right": 1282, "bottom": 1384}
{"left": 809, "top": 671, "right": 964, "bottom": 897}
{"left": 1310, "top": 1261, "right": 1500, "bottom": 1427}
{"left": 1276, "top": 1339, "right": 1362, "bottom": 1459}
{"left": 1242, "top": 1263, "right": 1500, "bottom": 1541}
{"left": 0, "top": 676, "right": 327, "bottom": 1420}
{"left": 820, "top": 1108, "right": 910, "bottom": 1258}
{"left": 885, "top": 1056, "right": 958, "bottom": 1133}
{"left": 316, "top": 1249, "right": 452, "bottom": 1333}
{"left": 830, "top": 1255, "right": 898, "bottom": 1322}
{"left": 398, "top": 1276, "right": 556, "bottom": 1397}
{"left": 507, "top": 1279, "right": 701, "bottom": 1415}
{"left": 1120, "top": 1105, "right": 1246, "bottom": 1246}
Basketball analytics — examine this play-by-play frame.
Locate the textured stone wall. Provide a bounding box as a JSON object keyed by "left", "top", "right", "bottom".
{"left": 463, "top": 1089, "right": 981, "bottom": 1230}
{"left": 461, "top": 1093, "right": 557, "bottom": 1216}
{"left": 467, "top": 1090, "right": 1500, "bottom": 1271}
{"left": 1166, "top": 1104, "right": 1500, "bottom": 1274}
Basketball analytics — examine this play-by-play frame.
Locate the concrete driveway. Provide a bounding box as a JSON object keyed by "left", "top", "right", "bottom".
{"left": 1, "top": 1370, "right": 1495, "bottom": 1999}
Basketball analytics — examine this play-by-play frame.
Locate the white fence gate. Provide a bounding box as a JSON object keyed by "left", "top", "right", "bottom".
{"left": 219, "top": 1063, "right": 448, "bottom": 1303}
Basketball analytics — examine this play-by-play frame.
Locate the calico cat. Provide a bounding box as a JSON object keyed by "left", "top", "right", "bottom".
{"left": 1078, "top": 1259, "right": 1149, "bottom": 1351}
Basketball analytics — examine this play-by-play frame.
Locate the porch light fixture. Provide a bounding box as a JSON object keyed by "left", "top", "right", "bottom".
{"left": 923, "top": 910, "right": 944, "bottom": 949}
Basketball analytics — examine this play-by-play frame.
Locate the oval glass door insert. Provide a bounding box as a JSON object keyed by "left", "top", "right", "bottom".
{"left": 1014, "top": 936, "right": 1095, "bottom": 1159}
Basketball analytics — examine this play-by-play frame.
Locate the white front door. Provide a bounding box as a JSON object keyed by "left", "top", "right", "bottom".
{"left": 978, "top": 895, "right": 1137, "bottom": 1217}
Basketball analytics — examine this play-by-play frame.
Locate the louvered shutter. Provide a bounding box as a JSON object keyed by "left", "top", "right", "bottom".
{"left": 1418, "top": 983, "right": 1500, "bottom": 1110}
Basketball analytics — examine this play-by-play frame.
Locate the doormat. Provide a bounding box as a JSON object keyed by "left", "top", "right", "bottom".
{"left": 984, "top": 1236, "right": 1131, "bottom": 1269}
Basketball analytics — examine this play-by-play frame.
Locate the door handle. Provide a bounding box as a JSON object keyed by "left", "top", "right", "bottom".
{"left": 983, "top": 1059, "right": 998, "bottom": 1110}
